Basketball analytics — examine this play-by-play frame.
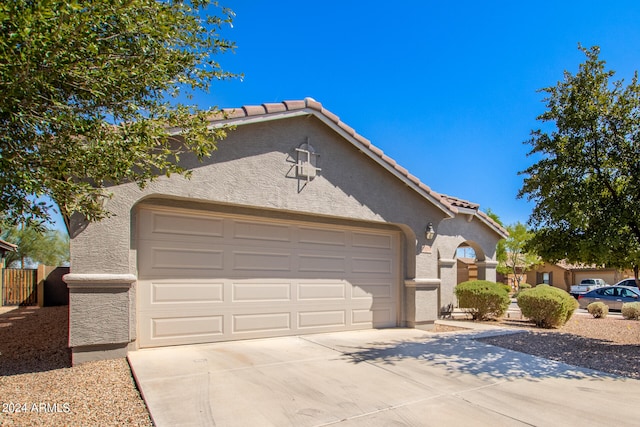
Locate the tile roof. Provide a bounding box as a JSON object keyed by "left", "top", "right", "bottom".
{"left": 209, "top": 98, "right": 508, "bottom": 238}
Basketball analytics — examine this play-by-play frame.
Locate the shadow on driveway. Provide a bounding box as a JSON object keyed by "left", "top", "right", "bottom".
{"left": 328, "top": 331, "right": 620, "bottom": 380}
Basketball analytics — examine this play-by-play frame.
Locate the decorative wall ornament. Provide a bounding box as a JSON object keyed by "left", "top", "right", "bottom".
{"left": 295, "top": 140, "right": 321, "bottom": 182}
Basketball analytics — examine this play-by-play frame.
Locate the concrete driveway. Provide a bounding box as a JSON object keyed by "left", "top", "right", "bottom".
{"left": 128, "top": 326, "right": 640, "bottom": 426}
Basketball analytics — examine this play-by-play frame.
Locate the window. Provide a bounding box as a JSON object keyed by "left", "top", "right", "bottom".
{"left": 542, "top": 272, "right": 550, "bottom": 284}
{"left": 621, "top": 288, "right": 639, "bottom": 298}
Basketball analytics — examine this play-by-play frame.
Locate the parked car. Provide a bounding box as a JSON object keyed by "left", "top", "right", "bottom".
{"left": 612, "top": 278, "right": 639, "bottom": 288}
{"left": 570, "top": 278, "right": 607, "bottom": 298}
{"left": 578, "top": 285, "right": 640, "bottom": 310}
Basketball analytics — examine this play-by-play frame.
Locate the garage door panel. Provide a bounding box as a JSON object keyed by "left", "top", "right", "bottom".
{"left": 151, "top": 247, "right": 224, "bottom": 271}
{"left": 298, "top": 310, "right": 346, "bottom": 329}
{"left": 352, "top": 282, "right": 394, "bottom": 299}
{"left": 232, "top": 312, "right": 291, "bottom": 333}
{"left": 151, "top": 281, "right": 225, "bottom": 304}
{"left": 352, "top": 256, "right": 393, "bottom": 274}
{"left": 232, "top": 250, "right": 291, "bottom": 272}
{"left": 352, "top": 309, "right": 374, "bottom": 325}
{"left": 233, "top": 220, "right": 291, "bottom": 243}
{"left": 298, "top": 227, "right": 347, "bottom": 246}
{"left": 137, "top": 207, "right": 399, "bottom": 348}
{"left": 232, "top": 282, "right": 291, "bottom": 302}
{"left": 298, "top": 254, "right": 346, "bottom": 273}
{"left": 352, "top": 231, "right": 394, "bottom": 250}
{"left": 152, "top": 315, "right": 225, "bottom": 339}
{"left": 372, "top": 308, "right": 394, "bottom": 326}
{"left": 139, "top": 209, "right": 225, "bottom": 243}
{"left": 298, "top": 282, "right": 346, "bottom": 300}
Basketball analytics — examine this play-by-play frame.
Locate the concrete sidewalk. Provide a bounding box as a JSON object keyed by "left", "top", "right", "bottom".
{"left": 128, "top": 325, "right": 640, "bottom": 426}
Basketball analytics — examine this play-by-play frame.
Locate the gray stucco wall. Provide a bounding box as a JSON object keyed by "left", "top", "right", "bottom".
{"left": 72, "top": 115, "right": 447, "bottom": 276}
{"left": 67, "top": 113, "right": 502, "bottom": 361}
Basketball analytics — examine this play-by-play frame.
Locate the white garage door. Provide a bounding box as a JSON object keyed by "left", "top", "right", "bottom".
{"left": 137, "top": 206, "right": 400, "bottom": 348}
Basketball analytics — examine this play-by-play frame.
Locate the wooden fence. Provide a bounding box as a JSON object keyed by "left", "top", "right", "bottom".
{"left": 2, "top": 268, "right": 37, "bottom": 306}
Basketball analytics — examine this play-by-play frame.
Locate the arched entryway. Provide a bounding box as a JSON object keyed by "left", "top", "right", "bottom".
{"left": 438, "top": 240, "right": 498, "bottom": 317}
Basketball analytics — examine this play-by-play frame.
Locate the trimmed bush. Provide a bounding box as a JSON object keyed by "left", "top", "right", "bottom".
{"left": 622, "top": 302, "right": 640, "bottom": 320}
{"left": 513, "top": 283, "right": 532, "bottom": 298}
{"left": 517, "top": 284, "right": 578, "bottom": 328}
{"left": 454, "top": 280, "right": 510, "bottom": 321}
{"left": 587, "top": 301, "right": 609, "bottom": 318}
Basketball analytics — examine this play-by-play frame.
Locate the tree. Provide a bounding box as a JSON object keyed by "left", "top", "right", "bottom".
{"left": 496, "top": 222, "right": 541, "bottom": 289}
{"left": 519, "top": 45, "right": 640, "bottom": 277}
{"left": 1, "top": 224, "right": 69, "bottom": 268}
{"left": 0, "top": 0, "right": 238, "bottom": 231}
{"left": 484, "top": 208, "right": 506, "bottom": 264}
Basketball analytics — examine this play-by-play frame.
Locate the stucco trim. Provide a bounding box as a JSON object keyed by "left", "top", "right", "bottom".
{"left": 438, "top": 258, "right": 457, "bottom": 267}
{"left": 64, "top": 273, "right": 137, "bottom": 289}
{"left": 476, "top": 260, "right": 499, "bottom": 268}
{"left": 405, "top": 278, "right": 440, "bottom": 288}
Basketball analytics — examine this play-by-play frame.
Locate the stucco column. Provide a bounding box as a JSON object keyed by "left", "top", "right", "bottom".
{"left": 476, "top": 260, "right": 498, "bottom": 282}
{"left": 438, "top": 258, "right": 457, "bottom": 310}
{"left": 404, "top": 278, "right": 440, "bottom": 330}
{"left": 64, "top": 273, "right": 137, "bottom": 365}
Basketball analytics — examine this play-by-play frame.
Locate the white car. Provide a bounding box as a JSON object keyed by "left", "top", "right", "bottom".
{"left": 612, "top": 278, "right": 639, "bottom": 288}
{"left": 570, "top": 278, "right": 607, "bottom": 298}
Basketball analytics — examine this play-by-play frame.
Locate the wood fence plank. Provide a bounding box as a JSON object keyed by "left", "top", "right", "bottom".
{"left": 2, "top": 268, "right": 37, "bottom": 306}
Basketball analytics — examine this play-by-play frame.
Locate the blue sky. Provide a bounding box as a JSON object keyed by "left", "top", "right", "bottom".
{"left": 187, "top": 0, "right": 640, "bottom": 226}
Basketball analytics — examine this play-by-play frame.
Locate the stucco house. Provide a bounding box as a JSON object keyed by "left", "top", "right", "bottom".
{"left": 528, "top": 262, "right": 633, "bottom": 291}
{"left": 64, "top": 98, "right": 507, "bottom": 364}
{"left": 498, "top": 261, "right": 634, "bottom": 292}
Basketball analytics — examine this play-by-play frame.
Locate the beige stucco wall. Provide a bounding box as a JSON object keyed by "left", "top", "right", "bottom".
{"left": 67, "top": 113, "right": 503, "bottom": 361}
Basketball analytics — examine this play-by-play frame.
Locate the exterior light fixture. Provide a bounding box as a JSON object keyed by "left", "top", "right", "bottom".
{"left": 425, "top": 222, "right": 435, "bottom": 240}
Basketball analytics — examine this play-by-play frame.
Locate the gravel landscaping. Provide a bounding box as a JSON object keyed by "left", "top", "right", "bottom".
{"left": 1, "top": 305, "right": 638, "bottom": 426}
{"left": 0, "top": 306, "right": 152, "bottom": 427}
{"left": 476, "top": 314, "right": 640, "bottom": 379}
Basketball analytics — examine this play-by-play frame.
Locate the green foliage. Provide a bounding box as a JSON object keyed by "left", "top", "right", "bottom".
{"left": 0, "top": 0, "right": 239, "bottom": 229}
{"left": 496, "top": 222, "right": 542, "bottom": 288}
{"left": 512, "top": 283, "right": 532, "bottom": 298}
{"left": 519, "top": 45, "right": 640, "bottom": 271}
{"left": 517, "top": 284, "right": 578, "bottom": 328}
{"left": 587, "top": 301, "right": 609, "bottom": 318}
{"left": 1, "top": 224, "right": 69, "bottom": 267}
{"left": 454, "top": 280, "right": 510, "bottom": 321}
{"left": 621, "top": 302, "right": 640, "bottom": 320}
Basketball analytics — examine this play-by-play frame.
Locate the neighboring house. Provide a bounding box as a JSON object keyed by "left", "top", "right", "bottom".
{"left": 499, "top": 261, "right": 633, "bottom": 292}
{"left": 0, "top": 238, "right": 17, "bottom": 262}
{"left": 65, "top": 98, "right": 508, "bottom": 364}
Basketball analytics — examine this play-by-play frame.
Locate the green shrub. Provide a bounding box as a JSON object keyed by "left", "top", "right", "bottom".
{"left": 517, "top": 284, "right": 578, "bottom": 328}
{"left": 587, "top": 302, "right": 608, "bottom": 318}
{"left": 501, "top": 283, "right": 512, "bottom": 295}
{"left": 454, "top": 280, "right": 510, "bottom": 321}
{"left": 622, "top": 302, "right": 640, "bottom": 320}
{"left": 512, "top": 283, "right": 532, "bottom": 298}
